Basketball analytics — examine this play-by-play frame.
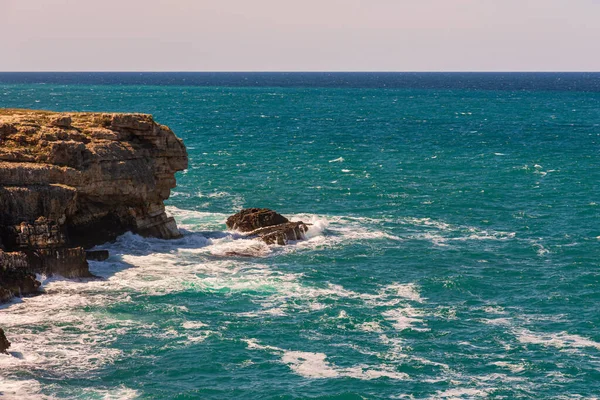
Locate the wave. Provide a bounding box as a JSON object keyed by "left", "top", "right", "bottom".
{"left": 0, "top": 207, "right": 427, "bottom": 394}
{"left": 0, "top": 206, "right": 536, "bottom": 397}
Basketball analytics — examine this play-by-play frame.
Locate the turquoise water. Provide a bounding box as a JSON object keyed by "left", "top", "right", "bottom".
{"left": 1, "top": 76, "right": 600, "bottom": 399}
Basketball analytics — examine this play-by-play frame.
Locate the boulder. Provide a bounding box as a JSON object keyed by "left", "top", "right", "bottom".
{"left": 227, "top": 208, "right": 308, "bottom": 245}
{"left": 226, "top": 208, "right": 290, "bottom": 232}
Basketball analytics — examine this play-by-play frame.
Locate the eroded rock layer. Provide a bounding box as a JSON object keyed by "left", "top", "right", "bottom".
{"left": 0, "top": 109, "right": 188, "bottom": 303}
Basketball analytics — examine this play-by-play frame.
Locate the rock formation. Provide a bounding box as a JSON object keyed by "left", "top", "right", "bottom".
{"left": 0, "top": 328, "right": 10, "bottom": 354}
{"left": 226, "top": 208, "right": 308, "bottom": 245}
{"left": 0, "top": 109, "right": 188, "bottom": 304}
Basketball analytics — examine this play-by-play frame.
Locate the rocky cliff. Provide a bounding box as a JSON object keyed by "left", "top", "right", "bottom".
{"left": 0, "top": 109, "right": 188, "bottom": 302}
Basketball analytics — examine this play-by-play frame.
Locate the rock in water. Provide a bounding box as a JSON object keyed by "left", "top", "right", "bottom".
{"left": 0, "top": 109, "right": 188, "bottom": 301}
{"left": 226, "top": 208, "right": 290, "bottom": 232}
{"left": 0, "top": 328, "right": 10, "bottom": 354}
{"left": 226, "top": 208, "right": 309, "bottom": 245}
{"left": 85, "top": 250, "right": 110, "bottom": 261}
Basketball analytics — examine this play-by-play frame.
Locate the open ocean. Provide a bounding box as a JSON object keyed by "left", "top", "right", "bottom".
{"left": 1, "top": 72, "right": 599, "bottom": 399}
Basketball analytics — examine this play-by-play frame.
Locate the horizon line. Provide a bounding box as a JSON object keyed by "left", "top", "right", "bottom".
{"left": 1, "top": 71, "right": 599, "bottom": 74}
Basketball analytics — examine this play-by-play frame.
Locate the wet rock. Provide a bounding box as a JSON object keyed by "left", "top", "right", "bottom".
{"left": 86, "top": 250, "right": 109, "bottom": 261}
{"left": 226, "top": 208, "right": 290, "bottom": 232}
{"left": 0, "top": 252, "right": 41, "bottom": 297}
{"left": 0, "top": 287, "right": 13, "bottom": 303}
{"left": 250, "top": 221, "right": 309, "bottom": 245}
{"left": 0, "top": 328, "right": 10, "bottom": 354}
{"left": 27, "top": 248, "right": 91, "bottom": 278}
{"left": 227, "top": 208, "right": 309, "bottom": 245}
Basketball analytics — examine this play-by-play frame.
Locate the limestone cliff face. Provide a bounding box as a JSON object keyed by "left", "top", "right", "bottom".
{"left": 0, "top": 109, "right": 188, "bottom": 301}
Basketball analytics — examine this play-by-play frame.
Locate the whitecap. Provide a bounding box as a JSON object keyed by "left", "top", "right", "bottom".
{"left": 245, "top": 340, "right": 408, "bottom": 380}
{"left": 515, "top": 329, "right": 600, "bottom": 352}
{"left": 482, "top": 305, "right": 506, "bottom": 315}
{"left": 182, "top": 321, "right": 208, "bottom": 329}
{"left": 481, "top": 318, "right": 513, "bottom": 326}
{"left": 357, "top": 321, "right": 383, "bottom": 333}
{"left": 382, "top": 306, "right": 429, "bottom": 332}
{"left": 377, "top": 283, "right": 425, "bottom": 303}
{"left": 433, "top": 387, "right": 490, "bottom": 399}
{"left": 492, "top": 361, "right": 526, "bottom": 373}
{"left": 281, "top": 351, "right": 340, "bottom": 378}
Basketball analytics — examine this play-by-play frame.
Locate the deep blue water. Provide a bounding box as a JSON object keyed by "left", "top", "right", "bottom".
{"left": 0, "top": 73, "right": 599, "bottom": 399}
{"left": 1, "top": 72, "right": 600, "bottom": 91}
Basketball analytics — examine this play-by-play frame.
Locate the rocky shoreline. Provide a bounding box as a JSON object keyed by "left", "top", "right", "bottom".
{"left": 0, "top": 109, "right": 188, "bottom": 343}
{"left": 0, "top": 109, "right": 313, "bottom": 351}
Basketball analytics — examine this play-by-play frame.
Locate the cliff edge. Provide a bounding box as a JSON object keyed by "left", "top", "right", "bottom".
{"left": 0, "top": 109, "right": 188, "bottom": 302}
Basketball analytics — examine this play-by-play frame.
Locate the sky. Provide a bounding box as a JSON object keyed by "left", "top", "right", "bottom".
{"left": 1, "top": 0, "right": 599, "bottom": 71}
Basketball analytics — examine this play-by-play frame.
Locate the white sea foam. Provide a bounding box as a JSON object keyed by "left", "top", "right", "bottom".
{"left": 0, "top": 379, "right": 49, "bottom": 400}
{"left": 482, "top": 318, "right": 513, "bottom": 326}
{"left": 77, "top": 386, "right": 140, "bottom": 400}
{"left": 284, "top": 213, "right": 403, "bottom": 250}
{"left": 357, "top": 321, "right": 383, "bottom": 332}
{"left": 378, "top": 334, "right": 406, "bottom": 360}
{"left": 531, "top": 241, "right": 550, "bottom": 256}
{"left": 397, "top": 216, "right": 516, "bottom": 247}
{"left": 515, "top": 329, "right": 600, "bottom": 352}
{"left": 0, "top": 207, "right": 426, "bottom": 395}
{"left": 170, "top": 208, "right": 402, "bottom": 259}
{"left": 382, "top": 306, "right": 429, "bottom": 332}
{"left": 482, "top": 305, "right": 506, "bottom": 315}
{"left": 492, "top": 361, "right": 526, "bottom": 373}
{"left": 182, "top": 321, "right": 208, "bottom": 329}
{"left": 96, "top": 224, "right": 406, "bottom": 315}
{"left": 400, "top": 217, "right": 452, "bottom": 231}
{"left": 244, "top": 339, "right": 408, "bottom": 380}
{"left": 185, "top": 190, "right": 245, "bottom": 210}
{"left": 0, "top": 291, "right": 127, "bottom": 375}
{"left": 281, "top": 351, "right": 340, "bottom": 378}
{"left": 414, "top": 230, "right": 515, "bottom": 247}
{"left": 433, "top": 388, "right": 490, "bottom": 399}
{"left": 377, "top": 283, "right": 425, "bottom": 303}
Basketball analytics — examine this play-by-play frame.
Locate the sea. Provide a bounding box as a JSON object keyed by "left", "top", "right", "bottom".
{"left": 0, "top": 72, "right": 599, "bottom": 399}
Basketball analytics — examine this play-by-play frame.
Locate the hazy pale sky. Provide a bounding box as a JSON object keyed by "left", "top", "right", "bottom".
{"left": 1, "top": 0, "right": 599, "bottom": 71}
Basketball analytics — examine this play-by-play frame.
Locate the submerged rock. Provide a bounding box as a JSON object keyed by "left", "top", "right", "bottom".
{"left": 0, "top": 109, "right": 188, "bottom": 301}
{"left": 0, "top": 328, "right": 10, "bottom": 354}
{"left": 227, "top": 208, "right": 309, "bottom": 245}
